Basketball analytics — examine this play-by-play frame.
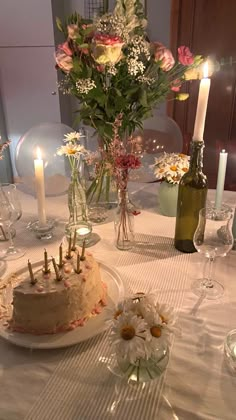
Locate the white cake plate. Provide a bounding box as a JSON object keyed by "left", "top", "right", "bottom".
{"left": 0, "top": 260, "right": 124, "bottom": 349}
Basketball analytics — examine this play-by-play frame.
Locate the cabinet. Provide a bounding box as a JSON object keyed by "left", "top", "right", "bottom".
{"left": 0, "top": 0, "right": 71, "bottom": 178}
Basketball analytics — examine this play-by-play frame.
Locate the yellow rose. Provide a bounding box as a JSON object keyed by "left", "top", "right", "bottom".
{"left": 92, "top": 34, "right": 124, "bottom": 65}
{"left": 176, "top": 93, "right": 189, "bottom": 101}
{"left": 184, "top": 68, "right": 200, "bottom": 80}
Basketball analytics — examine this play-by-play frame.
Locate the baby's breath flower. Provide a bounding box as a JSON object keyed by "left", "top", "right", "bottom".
{"left": 95, "top": 13, "right": 128, "bottom": 40}
{"left": 76, "top": 79, "right": 96, "bottom": 94}
{"left": 127, "top": 58, "right": 145, "bottom": 76}
{"left": 128, "top": 35, "right": 150, "bottom": 61}
{"left": 57, "top": 75, "right": 72, "bottom": 95}
{"left": 137, "top": 75, "right": 155, "bottom": 85}
{"left": 107, "top": 64, "right": 118, "bottom": 76}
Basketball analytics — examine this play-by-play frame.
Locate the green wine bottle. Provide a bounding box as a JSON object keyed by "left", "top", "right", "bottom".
{"left": 174, "top": 141, "right": 208, "bottom": 253}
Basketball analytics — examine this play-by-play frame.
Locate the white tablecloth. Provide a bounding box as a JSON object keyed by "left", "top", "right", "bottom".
{"left": 0, "top": 184, "right": 236, "bottom": 420}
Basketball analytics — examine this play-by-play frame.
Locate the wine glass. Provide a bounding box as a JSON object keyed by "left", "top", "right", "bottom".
{"left": 192, "top": 204, "right": 234, "bottom": 300}
{"left": 0, "top": 184, "right": 25, "bottom": 260}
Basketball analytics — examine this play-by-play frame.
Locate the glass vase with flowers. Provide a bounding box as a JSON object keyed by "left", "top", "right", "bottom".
{"left": 153, "top": 152, "right": 189, "bottom": 217}
{"left": 108, "top": 292, "right": 178, "bottom": 384}
{"left": 57, "top": 132, "right": 92, "bottom": 244}
{"left": 55, "top": 0, "right": 202, "bottom": 205}
{"left": 98, "top": 115, "right": 141, "bottom": 250}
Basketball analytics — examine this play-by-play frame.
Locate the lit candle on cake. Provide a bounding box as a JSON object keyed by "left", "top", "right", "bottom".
{"left": 34, "top": 147, "right": 47, "bottom": 227}
{"left": 215, "top": 149, "right": 228, "bottom": 209}
{"left": 193, "top": 61, "right": 211, "bottom": 142}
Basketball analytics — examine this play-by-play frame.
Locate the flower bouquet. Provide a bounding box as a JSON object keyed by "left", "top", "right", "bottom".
{"left": 55, "top": 0, "right": 201, "bottom": 203}
{"left": 153, "top": 152, "right": 189, "bottom": 184}
{"left": 153, "top": 152, "right": 190, "bottom": 217}
{"left": 108, "top": 292, "right": 178, "bottom": 383}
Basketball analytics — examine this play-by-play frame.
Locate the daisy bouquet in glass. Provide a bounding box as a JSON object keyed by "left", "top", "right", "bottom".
{"left": 109, "top": 292, "right": 178, "bottom": 382}
{"left": 153, "top": 152, "right": 189, "bottom": 184}
{"left": 57, "top": 131, "right": 87, "bottom": 163}
{"left": 57, "top": 132, "right": 90, "bottom": 234}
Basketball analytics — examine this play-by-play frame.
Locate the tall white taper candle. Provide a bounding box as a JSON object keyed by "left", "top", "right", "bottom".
{"left": 34, "top": 147, "right": 47, "bottom": 227}
{"left": 215, "top": 149, "right": 228, "bottom": 210}
{"left": 193, "top": 62, "right": 211, "bottom": 142}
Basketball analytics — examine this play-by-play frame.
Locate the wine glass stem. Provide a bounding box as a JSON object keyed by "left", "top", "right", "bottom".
{"left": 203, "top": 257, "right": 214, "bottom": 288}
{"left": 6, "top": 223, "right": 16, "bottom": 252}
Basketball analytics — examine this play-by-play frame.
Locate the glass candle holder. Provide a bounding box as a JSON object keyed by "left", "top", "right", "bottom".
{"left": 30, "top": 219, "right": 55, "bottom": 240}
{"left": 224, "top": 329, "right": 236, "bottom": 372}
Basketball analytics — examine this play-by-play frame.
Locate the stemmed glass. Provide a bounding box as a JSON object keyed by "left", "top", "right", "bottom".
{"left": 0, "top": 184, "right": 25, "bottom": 260}
{"left": 192, "top": 204, "right": 234, "bottom": 300}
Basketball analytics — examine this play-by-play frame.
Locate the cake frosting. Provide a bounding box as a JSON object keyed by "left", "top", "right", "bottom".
{"left": 9, "top": 250, "right": 107, "bottom": 334}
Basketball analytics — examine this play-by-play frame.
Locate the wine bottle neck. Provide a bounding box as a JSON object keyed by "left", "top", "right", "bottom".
{"left": 189, "top": 141, "right": 204, "bottom": 172}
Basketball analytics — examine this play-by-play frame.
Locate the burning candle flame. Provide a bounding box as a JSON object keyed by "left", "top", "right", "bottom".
{"left": 203, "top": 61, "right": 209, "bottom": 78}
{"left": 36, "top": 146, "right": 42, "bottom": 160}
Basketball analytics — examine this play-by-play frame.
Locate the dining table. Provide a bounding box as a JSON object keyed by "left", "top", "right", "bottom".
{"left": 0, "top": 182, "right": 236, "bottom": 420}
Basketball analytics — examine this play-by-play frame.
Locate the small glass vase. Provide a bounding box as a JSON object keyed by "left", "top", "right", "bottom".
{"left": 114, "top": 189, "right": 134, "bottom": 251}
{"left": 158, "top": 181, "right": 179, "bottom": 217}
{"left": 85, "top": 135, "right": 120, "bottom": 224}
{"left": 108, "top": 342, "right": 169, "bottom": 385}
{"left": 65, "top": 169, "right": 92, "bottom": 244}
{"left": 86, "top": 169, "right": 117, "bottom": 224}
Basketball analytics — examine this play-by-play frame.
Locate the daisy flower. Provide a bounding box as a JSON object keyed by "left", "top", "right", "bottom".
{"left": 105, "top": 298, "right": 134, "bottom": 323}
{"left": 110, "top": 313, "right": 151, "bottom": 364}
{"left": 57, "top": 142, "right": 86, "bottom": 157}
{"left": 153, "top": 152, "right": 189, "bottom": 184}
{"left": 63, "top": 131, "right": 81, "bottom": 142}
{"left": 156, "top": 303, "right": 176, "bottom": 326}
{"left": 143, "top": 307, "right": 171, "bottom": 348}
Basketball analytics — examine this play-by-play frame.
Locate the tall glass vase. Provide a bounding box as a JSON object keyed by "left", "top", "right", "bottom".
{"left": 65, "top": 167, "right": 92, "bottom": 244}
{"left": 114, "top": 189, "right": 134, "bottom": 250}
{"left": 85, "top": 139, "right": 117, "bottom": 223}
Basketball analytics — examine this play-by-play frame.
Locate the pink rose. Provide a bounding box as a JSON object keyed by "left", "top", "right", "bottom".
{"left": 55, "top": 51, "right": 73, "bottom": 72}
{"left": 171, "top": 79, "right": 182, "bottom": 92}
{"left": 58, "top": 42, "right": 73, "bottom": 56}
{"left": 67, "top": 24, "right": 79, "bottom": 40}
{"left": 78, "top": 46, "right": 89, "bottom": 55}
{"left": 178, "top": 46, "right": 194, "bottom": 65}
{"left": 153, "top": 42, "right": 175, "bottom": 71}
{"left": 96, "top": 65, "right": 105, "bottom": 72}
{"left": 94, "top": 34, "right": 123, "bottom": 46}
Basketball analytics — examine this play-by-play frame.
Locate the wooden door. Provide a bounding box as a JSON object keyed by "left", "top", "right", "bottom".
{"left": 169, "top": 0, "right": 236, "bottom": 190}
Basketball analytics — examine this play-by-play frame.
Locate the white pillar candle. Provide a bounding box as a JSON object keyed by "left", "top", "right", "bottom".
{"left": 34, "top": 147, "right": 47, "bottom": 227}
{"left": 215, "top": 149, "right": 228, "bottom": 210}
{"left": 193, "top": 62, "right": 211, "bottom": 142}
